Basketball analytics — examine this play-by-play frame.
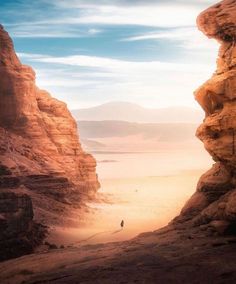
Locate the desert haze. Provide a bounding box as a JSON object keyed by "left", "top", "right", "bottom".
{"left": 77, "top": 119, "right": 199, "bottom": 152}
{"left": 65, "top": 117, "right": 211, "bottom": 244}
{"left": 2, "top": 1, "right": 236, "bottom": 284}
{"left": 72, "top": 102, "right": 203, "bottom": 123}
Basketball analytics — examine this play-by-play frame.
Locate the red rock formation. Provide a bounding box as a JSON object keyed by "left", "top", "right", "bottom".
{"left": 177, "top": 0, "right": 236, "bottom": 235}
{"left": 0, "top": 25, "right": 99, "bottom": 259}
{"left": 0, "top": 25, "right": 98, "bottom": 186}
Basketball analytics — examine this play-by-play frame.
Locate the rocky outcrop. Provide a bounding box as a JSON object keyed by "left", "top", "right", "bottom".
{"left": 176, "top": 0, "right": 236, "bottom": 235}
{"left": 0, "top": 191, "right": 45, "bottom": 261}
{"left": 0, "top": 25, "right": 99, "bottom": 259}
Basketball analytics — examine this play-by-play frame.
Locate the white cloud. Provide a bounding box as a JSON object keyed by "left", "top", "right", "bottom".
{"left": 6, "top": 0, "right": 217, "bottom": 34}
{"left": 44, "top": 0, "right": 215, "bottom": 28}
{"left": 11, "top": 0, "right": 218, "bottom": 108}
{"left": 29, "top": 53, "right": 212, "bottom": 72}
{"left": 123, "top": 27, "right": 197, "bottom": 41}
{"left": 18, "top": 52, "right": 217, "bottom": 109}
{"left": 66, "top": 5, "right": 200, "bottom": 27}
{"left": 48, "top": 0, "right": 212, "bottom": 7}
{"left": 122, "top": 26, "right": 219, "bottom": 53}
{"left": 88, "top": 28, "right": 102, "bottom": 35}
{"left": 17, "top": 53, "right": 49, "bottom": 59}
{"left": 8, "top": 22, "right": 103, "bottom": 38}
{"left": 4, "top": 0, "right": 217, "bottom": 43}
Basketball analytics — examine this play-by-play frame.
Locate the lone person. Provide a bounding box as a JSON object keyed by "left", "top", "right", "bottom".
{"left": 120, "top": 220, "right": 124, "bottom": 229}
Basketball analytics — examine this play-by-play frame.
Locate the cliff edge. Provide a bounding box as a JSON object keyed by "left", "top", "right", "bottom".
{"left": 0, "top": 25, "right": 99, "bottom": 260}
{"left": 176, "top": 0, "right": 236, "bottom": 236}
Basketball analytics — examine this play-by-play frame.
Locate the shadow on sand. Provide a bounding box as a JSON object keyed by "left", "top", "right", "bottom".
{"left": 71, "top": 228, "right": 124, "bottom": 245}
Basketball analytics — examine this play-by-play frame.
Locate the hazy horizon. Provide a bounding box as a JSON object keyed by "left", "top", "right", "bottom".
{"left": 70, "top": 100, "right": 203, "bottom": 110}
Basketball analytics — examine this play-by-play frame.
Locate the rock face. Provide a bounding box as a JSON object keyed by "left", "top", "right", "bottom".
{"left": 0, "top": 25, "right": 99, "bottom": 259}
{"left": 0, "top": 191, "right": 45, "bottom": 261}
{"left": 176, "top": 0, "right": 236, "bottom": 235}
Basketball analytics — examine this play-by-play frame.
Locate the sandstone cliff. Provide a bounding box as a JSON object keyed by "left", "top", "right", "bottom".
{"left": 176, "top": 0, "right": 236, "bottom": 235}
{"left": 0, "top": 25, "right": 99, "bottom": 260}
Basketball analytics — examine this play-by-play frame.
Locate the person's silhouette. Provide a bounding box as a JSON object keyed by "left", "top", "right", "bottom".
{"left": 120, "top": 220, "right": 124, "bottom": 229}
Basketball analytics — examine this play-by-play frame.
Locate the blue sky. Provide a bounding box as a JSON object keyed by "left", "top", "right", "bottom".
{"left": 1, "top": 0, "right": 219, "bottom": 109}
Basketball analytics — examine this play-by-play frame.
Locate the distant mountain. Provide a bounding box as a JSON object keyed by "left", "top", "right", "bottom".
{"left": 78, "top": 121, "right": 197, "bottom": 141}
{"left": 72, "top": 102, "right": 203, "bottom": 123}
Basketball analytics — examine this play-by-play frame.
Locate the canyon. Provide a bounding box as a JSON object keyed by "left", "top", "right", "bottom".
{"left": 1, "top": 0, "right": 236, "bottom": 283}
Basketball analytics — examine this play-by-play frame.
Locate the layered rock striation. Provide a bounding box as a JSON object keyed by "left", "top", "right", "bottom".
{"left": 0, "top": 25, "right": 99, "bottom": 260}
{"left": 176, "top": 0, "right": 236, "bottom": 234}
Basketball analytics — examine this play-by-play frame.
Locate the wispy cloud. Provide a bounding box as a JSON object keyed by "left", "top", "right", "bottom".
{"left": 1, "top": 0, "right": 217, "bottom": 39}
{"left": 18, "top": 52, "right": 216, "bottom": 109}
{"left": 123, "top": 27, "right": 197, "bottom": 41}
{"left": 58, "top": 5, "right": 200, "bottom": 27}
{"left": 3, "top": 0, "right": 217, "bottom": 39}
{"left": 7, "top": 23, "right": 103, "bottom": 38}
{"left": 4, "top": 0, "right": 218, "bottom": 109}
{"left": 49, "top": 0, "right": 216, "bottom": 8}
{"left": 21, "top": 53, "right": 212, "bottom": 72}
{"left": 45, "top": 0, "right": 217, "bottom": 28}
{"left": 122, "top": 26, "right": 218, "bottom": 52}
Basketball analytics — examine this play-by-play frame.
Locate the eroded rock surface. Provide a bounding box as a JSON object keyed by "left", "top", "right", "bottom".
{"left": 0, "top": 25, "right": 99, "bottom": 260}
{"left": 0, "top": 191, "right": 45, "bottom": 261}
{"left": 176, "top": 0, "right": 236, "bottom": 235}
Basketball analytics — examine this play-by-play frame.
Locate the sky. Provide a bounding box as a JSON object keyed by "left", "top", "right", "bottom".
{"left": 1, "top": 0, "right": 219, "bottom": 109}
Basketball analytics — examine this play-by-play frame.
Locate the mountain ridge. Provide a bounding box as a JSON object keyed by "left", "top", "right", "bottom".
{"left": 72, "top": 101, "right": 203, "bottom": 123}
